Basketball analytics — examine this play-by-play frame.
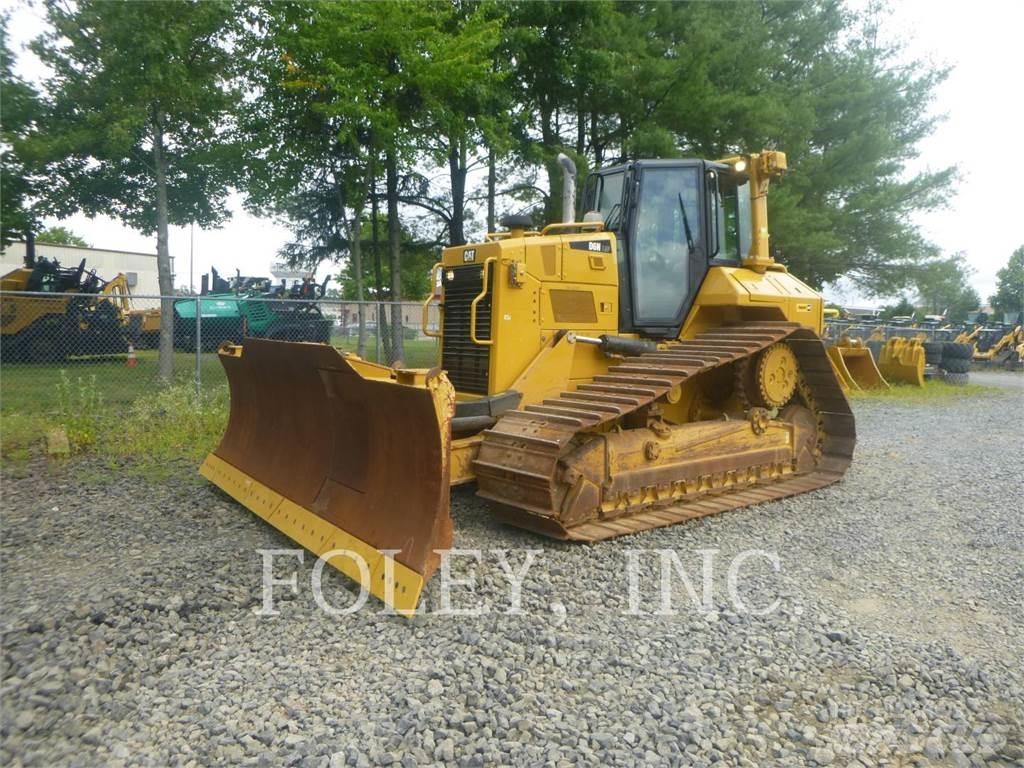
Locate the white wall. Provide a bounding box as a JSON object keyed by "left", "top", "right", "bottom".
{"left": 0, "top": 242, "right": 174, "bottom": 296}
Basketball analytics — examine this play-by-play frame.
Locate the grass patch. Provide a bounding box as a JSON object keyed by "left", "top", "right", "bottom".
{"left": 1, "top": 336, "right": 438, "bottom": 471}
{"left": 0, "top": 412, "right": 51, "bottom": 463}
{"left": 1, "top": 351, "right": 227, "bottom": 472}
{"left": 330, "top": 336, "right": 439, "bottom": 368}
{"left": 106, "top": 383, "right": 228, "bottom": 481}
{"left": 847, "top": 379, "right": 998, "bottom": 401}
{"left": 0, "top": 350, "right": 226, "bottom": 417}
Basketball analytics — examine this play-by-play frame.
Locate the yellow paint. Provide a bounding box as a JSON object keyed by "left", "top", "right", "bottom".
{"left": 878, "top": 338, "right": 925, "bottom": 387}
{"left": 451, "top": 435, "right": 482, "bottom": 485}
{"left": 200, "top": 453, "right": 425, "bottom": 616}
{"left": 718, "top": 151, "right": 787, "bottom": 272}
{"left": 681, "top": 266, "right": 823, "bottom": 338}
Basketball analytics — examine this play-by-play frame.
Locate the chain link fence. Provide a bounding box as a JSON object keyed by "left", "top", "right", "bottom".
{"left": 5, "top": 295, "right": 1015, "bottom": 456}
{"left": 0, "top": 290, "right": 439, "bottom": 433}
{"left": 823, "top": 320, "right": 967, "bottom": 344}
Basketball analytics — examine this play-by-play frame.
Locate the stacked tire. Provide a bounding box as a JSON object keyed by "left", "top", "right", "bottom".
{"left": 940, "top": 342, "right": 972, "bottom": 385}
{"left": 923, "top": 341, "right": 944, "bottom": 366}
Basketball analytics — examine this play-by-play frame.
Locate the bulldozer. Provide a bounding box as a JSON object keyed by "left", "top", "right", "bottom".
{"left": 200, "top": 151, "right": 856, "bottom": 614}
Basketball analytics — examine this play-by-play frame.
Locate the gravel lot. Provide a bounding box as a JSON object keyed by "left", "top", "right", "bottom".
{"left": 2, "top": 373, "right": 1022, "bottom": 767}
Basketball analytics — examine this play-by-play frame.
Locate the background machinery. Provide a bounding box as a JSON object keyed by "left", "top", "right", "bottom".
{"left": 1, "top": 252, "right": 130, "bottom": 362}
{"left": 172, "top": 268, "right": 332, "bottom": 351}
{"left": 200, "top": 151, "right": 856, "bottom": 614}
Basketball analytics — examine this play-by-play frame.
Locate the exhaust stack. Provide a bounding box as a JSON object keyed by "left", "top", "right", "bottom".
{"left": 557, "top": 153, "right": 577, "bottom": 223}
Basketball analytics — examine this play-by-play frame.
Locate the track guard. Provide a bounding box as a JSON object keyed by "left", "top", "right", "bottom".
{"left": 200, "top": 339, "right": 455, "bottom": 616}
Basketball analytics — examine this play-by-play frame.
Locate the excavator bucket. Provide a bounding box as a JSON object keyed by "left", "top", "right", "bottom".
{"left": 826, "top": 347, "right": 858, "bottom": 391}
{"left": 200, "top": 339, "right": 455, "bottom": 615}
{"left": 878, "top": 337, "right": 925, "bottom": 387}
{"left": 827, "top": 342, "right": 889, "bottom": 390}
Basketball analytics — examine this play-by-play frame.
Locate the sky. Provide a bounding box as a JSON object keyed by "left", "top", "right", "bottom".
{"left": 5, "top": 0, "right": 1022, "bottom": 304}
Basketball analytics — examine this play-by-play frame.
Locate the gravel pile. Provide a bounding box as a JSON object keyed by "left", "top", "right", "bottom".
{"left": 2, "top": 374, "right": 1022, "bottom": 767}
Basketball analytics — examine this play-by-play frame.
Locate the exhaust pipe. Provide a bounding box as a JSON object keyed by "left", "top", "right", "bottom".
{"left": 557, "top": 153, "right": 577, "bottom": 224}
{"left": 24, "top": 231, "right": 36, "bottom": 268}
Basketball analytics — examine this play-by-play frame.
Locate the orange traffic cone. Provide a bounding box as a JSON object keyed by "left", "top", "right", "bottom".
{"left": 126, "top": 344, "right": 138, "bottom": 368}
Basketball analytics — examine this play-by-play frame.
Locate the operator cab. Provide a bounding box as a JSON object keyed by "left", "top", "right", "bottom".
{"left": 582, "top": 159, "right": 752, "bottom": 338}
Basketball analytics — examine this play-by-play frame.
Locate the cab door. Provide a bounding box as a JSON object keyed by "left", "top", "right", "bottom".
{"left": 624, "top": 160, "right": 709, "bottom": 337}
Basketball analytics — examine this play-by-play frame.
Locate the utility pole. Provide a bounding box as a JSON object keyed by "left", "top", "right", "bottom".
{"left": 189, "top": 222, "right": 195, "bottom": 295}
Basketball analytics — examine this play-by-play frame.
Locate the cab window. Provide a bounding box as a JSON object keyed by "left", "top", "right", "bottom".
{"left": 719, "top": 179, "right": 751, "bottom": 262}
{"left": 632, "top": 166, "right": 701, "bottom": 323}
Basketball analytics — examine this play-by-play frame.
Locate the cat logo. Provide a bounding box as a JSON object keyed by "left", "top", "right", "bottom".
{"left": 462, "top": 249, "right": 477, "bottom": 263}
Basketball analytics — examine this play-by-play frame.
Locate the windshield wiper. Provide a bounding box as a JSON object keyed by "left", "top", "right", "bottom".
{"left": 678, "top": 193, "right": 695, "bottom": 255}
{"left": 604, "top": 202, "right": 622, "bottom": 231}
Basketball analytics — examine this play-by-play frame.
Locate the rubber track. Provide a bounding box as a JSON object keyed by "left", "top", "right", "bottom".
{"left": 473, "top": 321, "right": 855, "bottom": 540}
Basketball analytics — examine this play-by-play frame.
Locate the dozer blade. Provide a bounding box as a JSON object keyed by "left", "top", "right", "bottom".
{"left": 200, "top": 339, "right": 455, "bottom": 615}
{"left": 828, "top": 346, "right": 889, "bottom": 390}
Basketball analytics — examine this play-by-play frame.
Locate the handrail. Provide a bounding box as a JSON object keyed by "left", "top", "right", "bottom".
{"left": 539, "top": 220, "right": 605, "bottom": 237}
{"left": 470, "top": 257, "right": 496, "bottom": 346}
{"left": 484, "top": 230, "right": 541, "bottom": 242}
{"left": 421, "top": 262, "right": 443, "bottom": 338}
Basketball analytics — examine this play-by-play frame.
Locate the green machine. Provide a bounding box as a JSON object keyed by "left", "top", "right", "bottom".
{"left": 173, "top": 269, "right": 332, "bottom": 352}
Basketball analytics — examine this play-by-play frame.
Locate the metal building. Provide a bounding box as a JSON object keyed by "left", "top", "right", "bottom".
{"left": 0, "top": 241, "right": 173, "bottom": 295}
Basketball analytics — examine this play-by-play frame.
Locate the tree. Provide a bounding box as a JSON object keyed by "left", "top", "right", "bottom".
{"left": 30, "top": 0, "right": 238, "bottom": 380}
{"left": 238, "top": 0, "right": 503, "bottom": 363}
{"left": 767, "top": 2, "right": 956, "bottom": 295}
{"left": 1, "top": 15, "right": 42, "bottom": 248}
{"left": 879, "top": 296, "right": 915, "bottom": 320}
{"left": 333, "top": 214, "right": 437, "bottom": 301}
{"left": 36, "top": 225, "right": 89, "bottom": 247}
{"left": 236, "top": 1, "right": 376, "bottom": 355}
{"left": 912, "top": 254, "right": 980, "bottom": 321}
{"left": 989, "top": 246, "right": 1024, "bottom": 319}
{"left": 491, "top": 0, "right": 951, "bottom": 299}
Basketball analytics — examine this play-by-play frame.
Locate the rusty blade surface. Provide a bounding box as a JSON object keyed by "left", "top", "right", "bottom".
{"left": 212, "top": 339, "right": 453, "bottom": 581}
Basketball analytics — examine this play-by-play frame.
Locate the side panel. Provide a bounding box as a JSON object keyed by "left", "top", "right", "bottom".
{"left": 439, "top": 234, "right": 620, "bottom": 397}
{"left": 681, "top": 266, "right": 823, "bottom": 339}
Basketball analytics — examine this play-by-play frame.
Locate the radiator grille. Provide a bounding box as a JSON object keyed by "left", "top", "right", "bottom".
{"left": 441, "top": 265, "right": 492, "bottom": 394}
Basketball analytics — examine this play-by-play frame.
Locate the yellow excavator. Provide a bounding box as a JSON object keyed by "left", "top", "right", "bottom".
{"left": 200, "top": 151, "right": 855, "bottom": 614}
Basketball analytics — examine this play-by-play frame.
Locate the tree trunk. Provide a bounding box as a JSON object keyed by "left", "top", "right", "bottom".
{"left": 448, "top": 135, "right": 467, "bottom": 246}
{"left": 351, "top": 212, "right": 367, "bottom": 358}
{"left": 152, "top": 117, "right": 174, "bottom": 383}
{"left": 487, "top": 147, "right": 496, "bottom": 234}
{"left": 334, "top": 173, "right": 367, "bottom": 359}
{"left": 370, "top": 153, "right": 390, "bottom": 362}
{"left": 576, "top": 106, "right": 586, "bottom": 156}
{"left": 540, "top": 101, "right": 559, "bottom": 223}
{"left": 385, "top": 147, "right": 404, "bottom": 365}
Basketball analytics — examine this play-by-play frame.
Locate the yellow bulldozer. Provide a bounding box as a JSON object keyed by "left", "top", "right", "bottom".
{"left": 200, "top": 151, "right": 856, "bottom": 614}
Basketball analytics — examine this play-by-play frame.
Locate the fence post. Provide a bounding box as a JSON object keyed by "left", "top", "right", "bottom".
{"left": 376, "top": 301, "right": 383, "bottom": 364}
{"left": 195, "top": 296, "right": 202, "bottom": 395}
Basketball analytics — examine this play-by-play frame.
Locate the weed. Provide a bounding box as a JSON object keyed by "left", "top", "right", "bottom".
{"left": 55, "top": 371, "right": 104, "bottom": 451}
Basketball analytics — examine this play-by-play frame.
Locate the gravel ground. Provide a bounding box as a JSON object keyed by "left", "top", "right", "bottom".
{"left": 2, "top": 373, "right": 1022, "bottom": 767}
